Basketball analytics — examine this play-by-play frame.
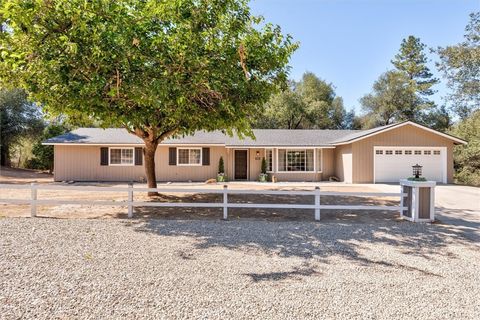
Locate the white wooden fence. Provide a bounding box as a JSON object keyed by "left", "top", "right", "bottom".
{"left": 0, "top": 183, "right": 407, "bottom": 220}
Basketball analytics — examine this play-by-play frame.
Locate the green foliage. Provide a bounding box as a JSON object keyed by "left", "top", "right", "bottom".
{"left": 0, "top": 0, "right": 297, "bottom": 187}
{"left": 218, "top": 156, "right": 225, "bottom": 174}
{"left": 392, "top": 35, "right": 438, "bottom": 97}
{"left": 360, "top": 36, "right": 439, "bottom": 129}
{"left": 449, "top": 110, "right": 480, "bottom": 186}
{"left": 359, "top": 71, "right": 418, "bottom": 128}
{"left": 407, "top": 177, "right": 427, "bottom": 182}
{"left": 254, "top": 72, "right": 347, "bottom": 129}
{"left": 28, "top": 124, "right": 67, "bottom": 172}
{"left": 420, "top": 105, "right": 452, "bottom": 132}
{"left": 0, "top": 0, "right": 296, "bottom": 135}
{"left": 0, "top": 88, "right": 44, "bottom": 166}
{"left": 261, "top": 157, "right": 267, "bottom": 174}
{"left": 437, "top": 12, "right": 480, "bottom": 118}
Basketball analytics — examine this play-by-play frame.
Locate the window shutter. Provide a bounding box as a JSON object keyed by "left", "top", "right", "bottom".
{"left": 100, "top": 147, "right": 108, "bottom": 166}
{"left": 169, "top": 147, "right": 176, "bottom": 165}
{"left": 202, "top": 147, "right": 210, "bottom": 166}
{"left": 134, "top": 147, "right": 143, "bottom": 165}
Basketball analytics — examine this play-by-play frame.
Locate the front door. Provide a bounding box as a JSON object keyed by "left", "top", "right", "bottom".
{"left": 234, "top": 150, "right": 248, "bottom": 180}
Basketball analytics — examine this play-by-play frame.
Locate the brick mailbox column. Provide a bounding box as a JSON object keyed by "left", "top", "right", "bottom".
{"left": 400, "top": 180, "right": 436, "bottom": 222}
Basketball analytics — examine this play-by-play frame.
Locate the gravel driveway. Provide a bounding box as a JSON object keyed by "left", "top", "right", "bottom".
{"left": 1, "top": 216, "right": 479, "bottom": 319}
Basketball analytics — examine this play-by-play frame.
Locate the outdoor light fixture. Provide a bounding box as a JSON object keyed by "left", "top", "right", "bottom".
{"left": 256, "top": 151, "right": 260, "bottom": 157}
{"left": 412, "top": 164, "right": 423, "bottom": 178}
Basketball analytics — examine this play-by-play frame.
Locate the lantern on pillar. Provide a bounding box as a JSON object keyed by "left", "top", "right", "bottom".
{"left": 412, "top": 164, "right": 423, "bottom": 179}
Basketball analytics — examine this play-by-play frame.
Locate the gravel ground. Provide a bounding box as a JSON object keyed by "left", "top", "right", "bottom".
{"left": 1, "top": 217, "right": 479, "bottom": 319}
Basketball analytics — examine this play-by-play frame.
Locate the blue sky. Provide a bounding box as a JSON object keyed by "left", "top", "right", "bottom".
{"left": 250, "top": 0, "right": 479, "bottom": 114}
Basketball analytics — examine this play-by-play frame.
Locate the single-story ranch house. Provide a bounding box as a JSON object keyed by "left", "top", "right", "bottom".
{"left": 44, "top": 121, "right": 466, "bottom": 184}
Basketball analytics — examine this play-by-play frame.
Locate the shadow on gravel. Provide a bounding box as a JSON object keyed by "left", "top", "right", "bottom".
{"left": 127, "top": 205, "right": 480, "bottom": 280}
{"left": 244, "top": 263, "right": 319, "bottom": 282}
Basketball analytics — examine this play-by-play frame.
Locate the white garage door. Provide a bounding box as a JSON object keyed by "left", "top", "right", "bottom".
{"left": 374, "top": 147, "right": 446, "bottom": 183}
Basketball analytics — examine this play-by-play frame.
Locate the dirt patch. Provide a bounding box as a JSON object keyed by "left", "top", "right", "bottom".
{"left": 0, "top": 166, "right": 53, "bottom": 184}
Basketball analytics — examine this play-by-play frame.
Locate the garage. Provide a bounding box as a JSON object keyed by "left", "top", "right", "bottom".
{"left": 374, "top": 147, "right": 447, "bottom": 183}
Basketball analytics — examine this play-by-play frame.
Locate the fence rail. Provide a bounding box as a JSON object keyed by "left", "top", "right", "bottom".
{"left": 0, "top": 183, "right": 407, "bottom": 220}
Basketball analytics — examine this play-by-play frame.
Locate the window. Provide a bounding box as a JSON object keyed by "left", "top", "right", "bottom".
{"left": 433, "top": 150, "right": 441, "bottom": 155}
{"left": 376, "top": 150, "right": 383, "bottom": 155}
{"left": 424, "top": 150, "right": 431, "bottom": 155}
{"left": 405, "top": 150, "right": 412, "bottom": 155}
{"left": 395, "top": 150, "right": 402, "bottom": 155}
{"left": 414, "top": 150, "right": 421, "bottom": 155}
{"left": 277, "top": 149, "right": 314, "bottom": 172}
{"left": 178, "top": 148, "right": 201, "bottom": 165}
{"left": 109, "top": 148, "right": 134, "bottom": 165}
{"left": 265, "top": 149, "right": 273, "bottom": 172}
{"left": 385, "top": 150, "right": 393, "bottom": 155}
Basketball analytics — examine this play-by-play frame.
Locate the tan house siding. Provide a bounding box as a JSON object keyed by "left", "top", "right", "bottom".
{"left": 155, "top": 146, "right": 226, "bottom": 181}
{"left": 54, "top": 145, "right": 145, "bottom": 182}
{"left": 350, "top": 124, "right": 455, "bottom": 183}
{"left": 334, "top": 144, "right": 352, "bottom": 182}
{"left": 321, "top": 148, "right": 335, "bottom": 180}
{"left": 54, "top": 145, "right": 226, "bottom": 182}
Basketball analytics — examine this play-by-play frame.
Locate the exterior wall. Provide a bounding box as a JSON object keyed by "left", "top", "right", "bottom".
{"left": 350, "top": 124, "right": 455, "bottom": 183}
{"left": 334, "top": 144, "right": 353, "bottom": 183}
{"left": 321, "top": 148, "right": 335, "bottom": 179}
{"left": 155, "top": 146, "right": 227, "bottom": 182}
{"left": 55, "top": 145, "right": 334, "bottom": 182}
{"left": 249, "top": 148, "right": 264, "bottom": 181}
{"left": 54, "top": 145, "right": 145, "bottom": 182}
{"left": 54, "top": 145, "right": 226, "bottom": 182}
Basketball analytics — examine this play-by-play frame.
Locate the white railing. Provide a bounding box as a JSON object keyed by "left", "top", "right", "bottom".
{"left": 0, "top": 183, "right": 407, "bottom": 220}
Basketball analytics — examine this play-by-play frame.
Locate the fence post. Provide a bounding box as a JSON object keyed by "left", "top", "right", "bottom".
{"left": 223, "top": 185, "right": 228, "bottom": 220}
{"left": 314, "top": 186, "right": 320, "bottom": 221}
{"left": 30, "top": 182, "right": 37, "bottom": 217}
{"left": 400, "top": 184, "right": 404, "bottom": 218}
{"left": 127, "top": 183, "right": 133, "bottom": 218}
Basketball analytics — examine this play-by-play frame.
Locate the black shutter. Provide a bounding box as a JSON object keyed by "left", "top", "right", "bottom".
{"left": 202, "top": 147, "right": 210, "bottom": 165}
{"left": 134, "top": 147, "right": 143, "bottom": 165}
{"left": 169, "top": 147, "right": 176, "bottom": 165}
{"left": 100, "top": 147, "right": 109, "bottom": 166}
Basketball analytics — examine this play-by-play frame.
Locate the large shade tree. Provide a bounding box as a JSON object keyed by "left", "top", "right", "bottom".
{"left": 0, "top": 0, "right": 297, "bottom": 194}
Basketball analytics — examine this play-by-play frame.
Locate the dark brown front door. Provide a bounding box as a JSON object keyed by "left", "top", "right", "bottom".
{"left": 234, "top": 150, "right": 248, "bottom": 180}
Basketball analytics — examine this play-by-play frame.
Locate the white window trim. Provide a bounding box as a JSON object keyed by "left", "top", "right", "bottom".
{"left": 108, "top": 147, "right": 135, "bottom": 166}
{"left": 276, "top": 148, "right": 316, "bottom": 173}
{"left": 317, "top": 148, "right": 323, "bottom": 173}
{"left": 264, "top": 148, "right": 274, "bottom": 173}
{"left": 177, "top": 147, "right": 203, "bottom": 166}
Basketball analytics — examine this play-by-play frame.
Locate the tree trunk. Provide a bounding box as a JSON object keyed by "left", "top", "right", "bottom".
{"left": 144, "top": 140, "right": 159, "bottom": 197}
{"left": 0, "top": 145, "right": 10, "bottom": 167}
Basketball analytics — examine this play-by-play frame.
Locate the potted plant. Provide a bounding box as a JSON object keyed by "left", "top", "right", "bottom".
{"left": 259, "top": 157, "right": 268, "bottom": 182}
{"left": 217, "top": 156, "right": 227, "bottom": 182}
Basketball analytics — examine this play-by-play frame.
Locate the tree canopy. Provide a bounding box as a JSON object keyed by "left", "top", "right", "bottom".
{"left": 254, "top": 72, "right": 347, "bottom": 129}
{"left": 359, "top": 70, "right": 417, "bottom": 128}
{"left": 437, "top": 12, "right": 480, "bottom": 118}
{"left": 0, "top": 88, "right": 43, "bottom": 166}
{"left": 0, "top": 0, "right": 297, "bottom": 192}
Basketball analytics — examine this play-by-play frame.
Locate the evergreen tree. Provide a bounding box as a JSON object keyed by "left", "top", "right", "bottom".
{"left": 391, "top": 36, "right": 438, "bottom": 119}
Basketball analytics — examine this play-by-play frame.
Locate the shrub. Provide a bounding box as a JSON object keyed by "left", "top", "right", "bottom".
{"left": 218, "top": 156, "right": 225, "bottom": 174}
{"left": 261, "top": 157, "right": 267, "bottom": 174}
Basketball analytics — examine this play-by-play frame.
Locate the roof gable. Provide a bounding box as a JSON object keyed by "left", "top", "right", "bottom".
{"left": 332, "top": 121, "right": 467, "bottom": 145}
